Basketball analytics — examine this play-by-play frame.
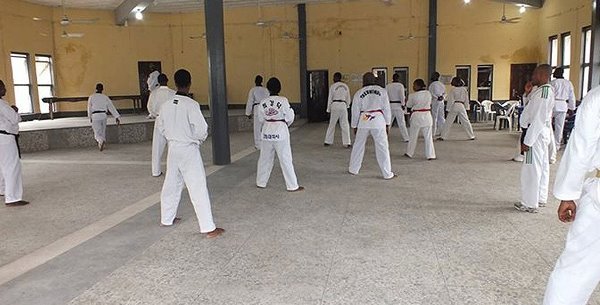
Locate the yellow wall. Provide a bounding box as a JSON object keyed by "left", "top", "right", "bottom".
{"left": 0, "top": 0, "right": 594, "bottom": 114}
{"left": 538, "top": 0, "right": 591, "bottom": 99}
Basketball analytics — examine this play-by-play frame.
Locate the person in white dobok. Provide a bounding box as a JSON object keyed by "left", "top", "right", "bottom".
{"left": 429, "top": 72, "right": 446, "bottom": 137}
{"left": 256, "top": 77, "right": 304, "bottom": 192}
{"left": 87, "top": 83, "right": 121, "bottom": 151}
{"left": 405, "top": 79, "right": 436, "bottom": 160}
{"left": 349, "top": 72, "right": 395, "bottom": 180}
{"left": 0, "top": 80, "right": 28, "bottom": 207}
{"left": 324, "top": 72, "right": 352, "bottom": 148}
{"left": 246, "top": 75, "right": 270, "bottom": 150}
{"left": 147, "top": 70, "right": 160, "bottom": 93}
{"left": 439, "top": 77, "right": 475, "bottom": 141}
{"left": 550, "top": 67, "right": 576, "bottom": 150}
{"left": 515, "top": 64, "right": 555, "bottom": 213}
{"left": 543, "top": 86, "right": 600, "bottom": 305}
{"left": 386, "top": 73, "right": 410, "bottom": 143}
{"left": 148, "top": 74, "right": 176, "bottom": 177}
{"left": 157, "top": 69, "right": 224, "bottom": 239}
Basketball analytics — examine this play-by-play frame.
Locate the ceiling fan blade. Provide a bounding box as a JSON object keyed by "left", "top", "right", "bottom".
{"left": 69, "top": 18, "right": 99, "bottom": 24}
{"left": 507, "top": 17, "right": 522, "bottom": 21}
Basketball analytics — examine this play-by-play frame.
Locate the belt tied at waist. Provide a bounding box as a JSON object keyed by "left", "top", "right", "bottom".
{"left": 0, "top": 130, "right": 21, "bottom": 159}
{"left": 412, "top": 109, "right": 431, "bottom": 112}
{"left": 390, "top": 101, "right": 404, "bottom": 104}
{"left": 332, "top": 100, "right": 346, "bottom": 103}
{"left": 361, "top": 109, "right": 383, "bottom": 114}
{"left": 266, "top": 119, "right": 286, "bottom": 123}
{"left": 92, "top": 110, "right": 108, "bottom": 114}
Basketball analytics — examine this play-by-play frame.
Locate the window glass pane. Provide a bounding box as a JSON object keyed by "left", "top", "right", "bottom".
{"left": 37, "top": 86, "right": 52, "bottom": 114}
{"left": 563, "top": 35, "right": 571, "bottom": 66}
{"left": 10, "top": 54, "right": 31, "bottom": 85}
{"left": 550, "top": 38, "right": 559, "bottom": 66}
{"left": 35, "top": 61, "right": 52, "bottom": 85}
{"left": 563, "top": 68, "right": 571, "bottom": 81}
{"left": 14, "top": 85, "right": 33, "bottom": 113}
{"left": 585, "top": 30, "right": 592, "bottom": 63}
{"left": 583, "top": 66, "right": 590, "bottom": 97}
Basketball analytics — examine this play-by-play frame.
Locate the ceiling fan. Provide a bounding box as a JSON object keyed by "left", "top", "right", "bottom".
{"left": 59, "top": 0, "right": 99, "bottom": 26}
{"left": 60, "top": 30, "right": 84, "bottom": 38}
{"left": 489, "top": 1, "right": 521, "bottom": 25}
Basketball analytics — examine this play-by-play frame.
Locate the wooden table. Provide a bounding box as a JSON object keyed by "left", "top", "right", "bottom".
{"left": 42, "top": 95, "right": 142, "bottom": 119}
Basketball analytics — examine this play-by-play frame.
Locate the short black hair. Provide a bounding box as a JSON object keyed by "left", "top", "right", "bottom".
{"left": 451, "top": 77, "right": 463, "bottom": 87}
{"left": 255, "top": 75, "right": 263, "bottom": 86}
{"left": 431, "top": 72, "right": 440, "bottom": 81}
{"left": 553, "top": 67, "right": 565, "bottom": 79}
{"left": 267, "top": 77, "right": 281, "bottom": 95}
{"left": 333, "top": 72, "right": 342, "bottom": 82}
{"left": 96, "top": 83, "right": 104, "bottom": 92}
{"left": 174, "top": 69, "right": 192, "bottom": 88}
{"left": 393, "top": 73, "right": 400, "bottom": 82}
{"left": 157, "top": 73, "right": 168, "bottom": 85}
{"left": 363, "top": 72, "right": 376, "bottom": 86}
{"left": 537, "top": 64, "right": 553, "bottom": 79}
{"left": 414, "top": 79, "right": 426, "bottom": 90}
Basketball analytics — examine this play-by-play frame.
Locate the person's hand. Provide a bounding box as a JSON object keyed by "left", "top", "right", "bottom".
{"left": 557, "top": 200, "right": 577, "bottom": 223}
{"left": 116, "top": 118, "right": 121, "bottom": 126}
{"left": 524, "top": 81, "right": 533, "bottom": 95}
{"left": 521, "top": 143, "right": 530, "bottom": 153}
{"left": 10, "top": 105, "right": 18, "bottom": 113}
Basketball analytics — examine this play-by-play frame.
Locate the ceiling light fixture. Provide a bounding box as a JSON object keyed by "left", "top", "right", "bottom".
{"left": 135, "top": 10, "right": 143, "bottom": 20}
{"left": 519, "top": 5, "right": 526, "bottom": 14}
{"left": 464, "top": 0, "right": 471, "bottom": 4}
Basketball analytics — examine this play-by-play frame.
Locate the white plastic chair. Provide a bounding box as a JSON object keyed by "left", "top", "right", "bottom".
{"left": 495, "top": 103, "right": 517, "bottom": 132}
{"left": 481, "top": 100, "right": 495, "bottom": 121}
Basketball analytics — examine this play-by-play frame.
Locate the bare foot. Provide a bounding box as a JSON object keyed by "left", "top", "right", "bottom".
{"left": 206, "top": 228, "right": 225, "bottom": 239}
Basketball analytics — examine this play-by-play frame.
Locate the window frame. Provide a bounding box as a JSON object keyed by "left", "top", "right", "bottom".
{"left": 477, "top": 64, "right": 494, "bottom": 102}
{"left": 10, "top": 52, "right": 34, "bottom": 114}
{"left": 392, "top": 66, "right": 409, "bottom": 98}
{"left": 581, "top": 26, "right": 592, "bottom": 97}
{"left": 560, "top": 32, "right": 572, "bottom": 80}
{"left": 549, "top": 35, "right": 559, "bottom": 69}
{"left": 34, "top": 54, "right": 55, "bottom": 114}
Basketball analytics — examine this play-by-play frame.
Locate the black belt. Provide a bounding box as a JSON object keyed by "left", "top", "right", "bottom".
{"left": 252, "top": 103, "right": 260, "bottom": 107}
{"left": 0, "top": 130, "right": 20, "bottom": 158}
{"left": 390, "top": 101, "right": 404, "bottom": 104}
{"left": 332, "top": 100, "right": 346, "bottom": 103}
{"left": 92, "top": 110, "right": 107, "bottom": 114}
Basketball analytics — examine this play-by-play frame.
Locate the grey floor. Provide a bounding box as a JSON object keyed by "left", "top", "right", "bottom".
{"left": 1, "top": 122, "right": 599, "bottom": 305}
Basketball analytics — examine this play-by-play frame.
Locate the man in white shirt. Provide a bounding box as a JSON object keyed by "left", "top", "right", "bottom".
{"left": 386, "top": 73, "right": 409, "bottom": 142}
{"left": 349, "top": 73, "right": 394, "bottom": 180}
{"left": 429, "top": 72, "right": 446, "bottom": 137}
{"left": 87, "top": 84, "right": 121, "bottom": 151}
{"left": 550, "top": 67, "right": 577, "bottom": 150}
{"left": 0, "top": 80, "right": 28, "bottom": 206}
{"left": 543, "top": 85, "right": 600, "bottom": 305}
{"left": 157, "top": 69, "right": 224, "bottom": 239}
{"left": 324, "top": 72, "right": 352, "bottom": 147}
{"left": 148, "top": 74, "right": 176, "bottom": 177}
{"left": 245, "top": 75, "right": 270, "bottom": 150}
{"left": 515, "top": 65, "right": 555, "bottom": 213}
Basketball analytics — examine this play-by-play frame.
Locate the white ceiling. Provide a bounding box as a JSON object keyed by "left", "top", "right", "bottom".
{"left": 23, "top": 0, "right": 338, "bottom": 12}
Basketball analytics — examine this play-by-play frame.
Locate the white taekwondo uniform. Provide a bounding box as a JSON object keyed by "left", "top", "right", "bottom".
{"left": 551, "top": 78, "right": 576, "bottom": 149}
{"left": 406, "top": 90, "right": 436, "bottom": 159}
{"left": 519, "top": 84, "right": 554, "bottom": 209}
{"left": 0, "top": 98, "right": 23, "bottom": 204}
{"left": 148, "top": 86, "right": 176, "bottom": 176}
{"left": 324, "top": 81, "right": 352, "bottom": 146}
{"left": 429, "top": 80, "right": 446, "bottom": 136}
{"left": 246, "top": 86, "right": 270, "bottom": 150}
{"left": 147, "top": 71, "right": 160, "bottom": 93}
{"left": 386, "top": 82, "right": 410, "bottom": 142}
{"left": 349, "top": 85, "right": 394, "bottom": 179}
{"left": 157, "top": 93, "right": 216, "bottom": 233}
{"left": 256, "top": 95, "right": 300, "bottom": 191}
{"left": 440, "top": 86, "right": 475, "bottom": 140}
{"left": 87, "top": 93, "right": 120, "bottom": 147}
{"left": 544, "top": 86, "right": 600, "bottom": 305}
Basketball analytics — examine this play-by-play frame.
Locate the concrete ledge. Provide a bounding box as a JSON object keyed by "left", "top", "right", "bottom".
{"left": 19, "top": 114, "right": 254, "bottom": 153}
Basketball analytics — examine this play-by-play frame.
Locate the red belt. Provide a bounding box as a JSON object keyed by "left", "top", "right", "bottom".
{"left": 413, "top": 109, "right": 431, "bottom": 112}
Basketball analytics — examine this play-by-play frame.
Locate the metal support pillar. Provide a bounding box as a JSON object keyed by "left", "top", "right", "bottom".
{"left": 298, "top": 4, "right": 308, "bottom": 118}
{"left": 428, "top": 0, "right": 438, "bottom": 79}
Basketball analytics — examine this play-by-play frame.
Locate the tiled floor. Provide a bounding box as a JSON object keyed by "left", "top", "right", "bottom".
{"left": 1, "top": 122, "right": 599, "bottom": 305}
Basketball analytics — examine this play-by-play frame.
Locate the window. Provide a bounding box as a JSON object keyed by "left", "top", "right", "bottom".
{"left": 456, "top": 65, "right": 471, "bottom": 94}
{"left": 549, "top": 35, "right": 559, "bottom": 68}
{"left": 561, "top": 32, "right": 571, "bottom": 80}
{"left": 477, "top": 65, "right": 493, "bottom": 101}
{"left": 392, "top": 67, "right": 409, "bottom": 98}
{"left": 35, "top": 55, "right": 54, "bottom": 114}
{"left": 10, "top": 53, "right": 33, "bottom": 113}
{"left": 582, "top": 26, "right": 592, "bottom": 97}
{"left": 372, "top": 67, "right": 387, "bottom": 87}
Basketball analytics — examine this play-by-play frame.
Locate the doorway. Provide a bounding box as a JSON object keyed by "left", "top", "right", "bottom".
{"left": 510, "top": 64, "right": 537, "bottom": 100}
{"left": 307, "top": 70, "right": 329, "bottom": 122}
{"left": 477, "top": 65, "right": 494, "bottom": 101}
{"left": 456, "top": 65, "right": 471, "bottom": 94}
{"left": 138, "top": 61, "right": 162, "bottom": 113}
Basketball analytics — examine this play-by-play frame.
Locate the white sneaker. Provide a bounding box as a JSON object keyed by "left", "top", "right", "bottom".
{"left": 512, "top": 155, "right": 524, "bottom": 162}
{"left": 514, "top": 202, "right": 539, "bottom": 213}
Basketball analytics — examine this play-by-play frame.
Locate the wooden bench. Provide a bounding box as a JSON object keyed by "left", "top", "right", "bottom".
{"left": 42, "top": 95, "right": 142, "bottom": 120}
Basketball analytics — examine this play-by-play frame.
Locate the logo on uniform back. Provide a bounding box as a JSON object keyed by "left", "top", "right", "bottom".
{"left": 359, "top": 89, "right": 382, "bottom": 99}
{"left": 265, "top": 108, "right": 279, "bottom": 116}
